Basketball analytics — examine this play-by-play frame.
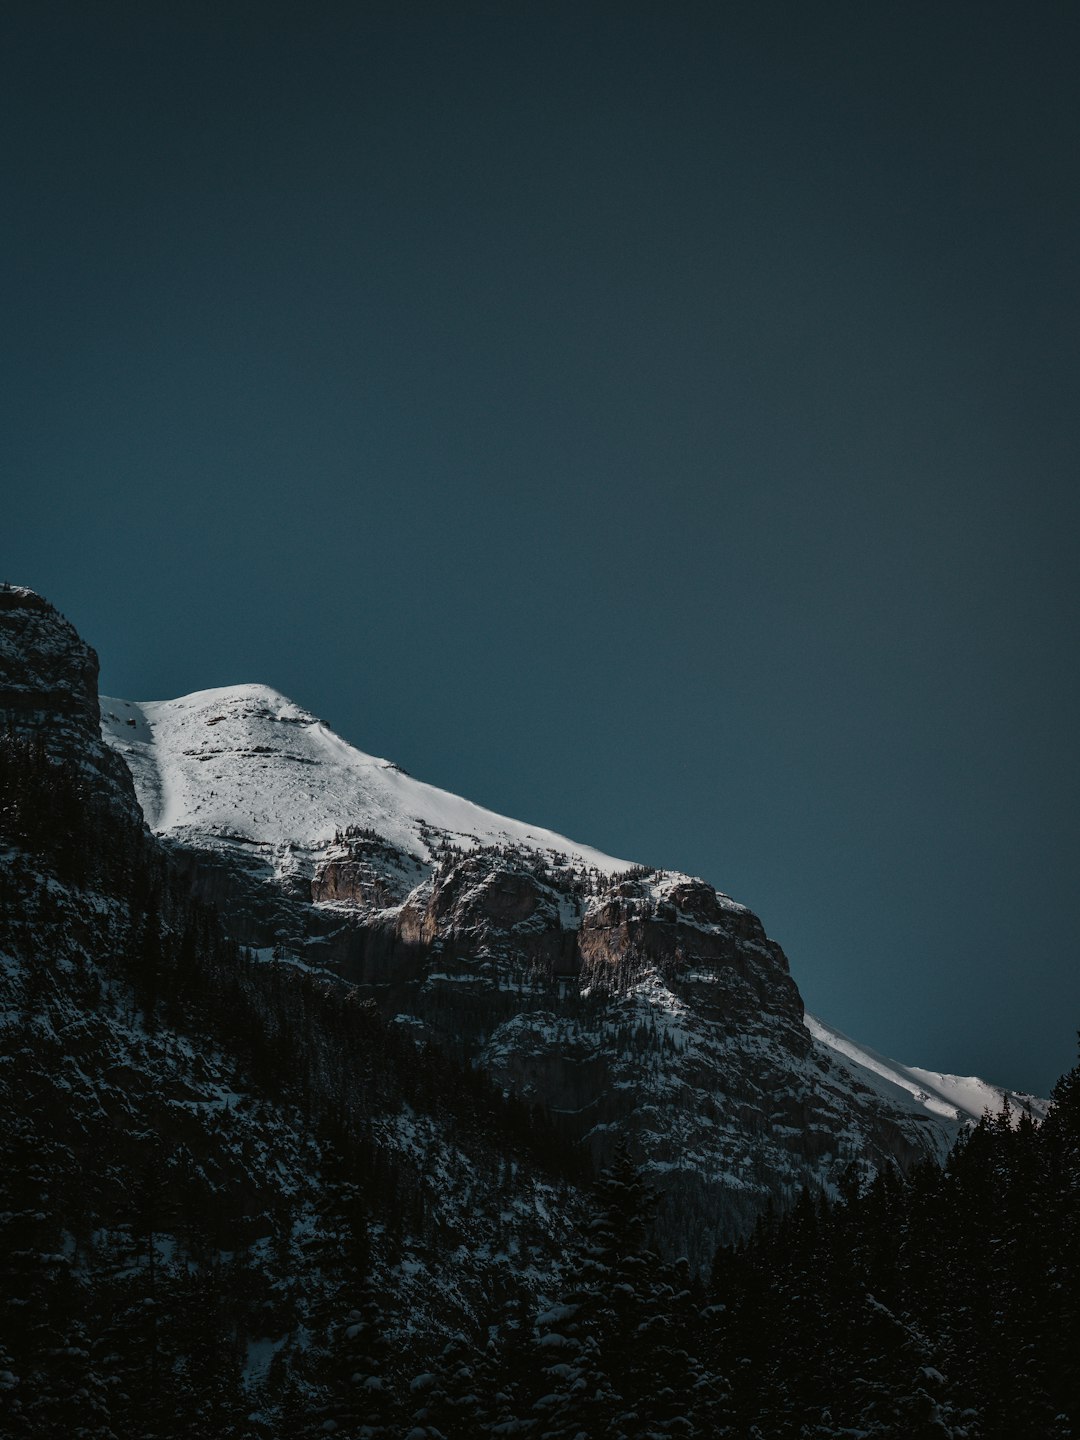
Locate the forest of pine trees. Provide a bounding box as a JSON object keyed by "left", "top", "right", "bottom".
{"left": 1, "top": 726, "right": 1078, "bottom": 1437}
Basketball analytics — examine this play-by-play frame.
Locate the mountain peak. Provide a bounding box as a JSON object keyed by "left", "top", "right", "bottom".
{"left": 100, "top": 684, "right": 631, "bottom": 875}
{"left": 0, "top": 581, "right": 52, "bottom": 610}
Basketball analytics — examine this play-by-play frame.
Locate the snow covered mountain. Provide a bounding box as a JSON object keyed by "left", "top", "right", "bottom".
{"left": 3, "top": 591, "right": 1071, "bottom": 1440}
{"left": 0, "top": 581, "right": 1049, "bottom": 1282}
{"left": 97, "top": 674, "right": 1046, "bottom": 1257}
{"left": 99, "top": 684, "right": 628, "bottom": 877}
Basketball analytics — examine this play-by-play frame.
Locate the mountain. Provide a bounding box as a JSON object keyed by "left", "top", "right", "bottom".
{"left": 97, "top": 655, "right": 1045, "bottom": 1261}
{"left": 2, "top": 584, "right": 1071, "bottom": 1437}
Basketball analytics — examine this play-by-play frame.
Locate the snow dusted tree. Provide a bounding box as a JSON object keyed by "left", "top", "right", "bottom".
{"left": 333, "top": 1278, "right": 401, "bottom": 1438}
{"left": 512, "top": 1139, "right": 689, "bottom": 1439}
{"left": 1034, "top": 1039, "right": 1080, "bottom": 1429}
{"left": 404, "top": 1330, "right": 491, "bottom": 1438}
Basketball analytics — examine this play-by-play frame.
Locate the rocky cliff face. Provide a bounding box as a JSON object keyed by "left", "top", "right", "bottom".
{"left": 173, "top": 824, "right": 975, "bottom": 1256}
{"left": 352, "top": 852, "right": 956, "bottom": 1255}
{"left": 0, "top": 584, "right": 141, "bottom": 821}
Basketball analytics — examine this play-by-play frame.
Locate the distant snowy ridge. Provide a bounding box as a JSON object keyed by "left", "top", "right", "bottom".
{"left": 100, "top": 684, "right": 629, "bottom": 876}
{"left": 805, "top": 1013, "right": 1049, "bottom": 1137}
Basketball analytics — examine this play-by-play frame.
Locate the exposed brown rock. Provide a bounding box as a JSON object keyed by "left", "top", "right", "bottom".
{"left": 312, "top": 858, "right": 407, "bottom": 909}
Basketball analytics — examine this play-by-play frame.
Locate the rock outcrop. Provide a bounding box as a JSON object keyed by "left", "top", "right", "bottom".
{"left": 0, "top": 584, "right": 142, "bottom": 821}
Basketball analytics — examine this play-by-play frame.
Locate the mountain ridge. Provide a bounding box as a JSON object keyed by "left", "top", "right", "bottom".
{"left": 100, "top": 677, "right": 1042, "bottom": 1133}
{"left": 100, "top": 683, "right": 633, "bottom": 874}
{"left": 95, "top": 669, "right": 1048, "bottom": 1252}
{"left": 0, "top": 581, "right": 1045, "bottom": 1274}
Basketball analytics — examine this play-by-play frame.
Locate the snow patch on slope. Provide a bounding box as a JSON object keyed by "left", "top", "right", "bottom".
{"left": 805, "top": 1013, "right": 1049, "bottom": 1132}
{"left": 100, "top": 685, "right": 628, "bottom": 876}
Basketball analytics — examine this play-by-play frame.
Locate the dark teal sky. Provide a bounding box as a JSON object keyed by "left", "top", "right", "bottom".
{"left": 4, "top": 2, "right": 1078, "bottom": 1094}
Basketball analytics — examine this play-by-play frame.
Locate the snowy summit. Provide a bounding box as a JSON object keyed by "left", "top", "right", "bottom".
{"left": 100, "top": 683, "right": 629, "bottom": 881}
